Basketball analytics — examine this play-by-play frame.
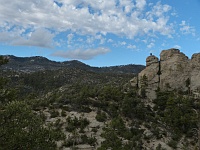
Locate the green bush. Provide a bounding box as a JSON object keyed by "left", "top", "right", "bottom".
{"left": 0, "top": 101, "right": 64, "bottom": 150}
{"left": 61, "top": 110, "right": 66, "bottom": 117}
{"left": 168, "top": 139, "right": 178, "bottom": 149}
{"left": 96, "top": 111, "right": 107, "bottom": 122}
{"left": 65, "top": 116, "right": 90, "bottom": 132}
{"left": 62, "top": 105, "right": 69, "bottom": 111}
{"left": 91, "top": 127, "right": 98, "bottom": 133}
{"left": 80, "top": 135, "right": 97, "bottom": 146}
{"left": 50, "top": 109, "right": 59, "bottom": 118}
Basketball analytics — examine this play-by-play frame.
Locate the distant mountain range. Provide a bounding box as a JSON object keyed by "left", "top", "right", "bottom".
{"left": 1, "top": 55, "right": 145, "bottom": 74}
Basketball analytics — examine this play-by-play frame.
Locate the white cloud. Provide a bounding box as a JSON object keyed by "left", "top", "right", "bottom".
{"left": 51, "top": 47, "right": 110, "bottom": 60}
{"left": 120, "top": 41, "right": 126, "bottom": 46}
{"left": 95, "top": 34, "right": 105, "bottom": 44}
{"left": 67, "top": 33, "right": 74, "bottom": 44}
{"left": 0, "top": 27, "right": 55, "bottom": 48}
{"left": 142, "top": 40, "right": 147, "bottom": 43}
{"left": 136, "top": 0, "right": 146, "bottom": 10}
{"left": 107, "top": 39, "right": 113, "bottom": 43}
{"left": 99, "top": 38, "right": 105, "bottom": 45}
{"left": 0, "top": 0, "right": 194, "bottom": 52}
{"left": 0, "top": 1, "right": 175, "bottom": 42}
{"left": 127, "top": 44, "right": 136, "bottom": 49}
{"left": 179, "top": 20, "right": 195, "bottom": 36}
{"left": 147, "top": 42, "right": 155, "bottom": 49}
{"left": 174, "top": 45, "right": 181, "bottom": 49}
{"left": 11, "top": 28, "right": 55, "bottom": 48}
{"left": 86, "top": 36, "right": 95, "bottom": 44}
{"left": 151, "top": 2, "right": 171, "bottom": 17}
{"left": 0, "top": 31, "right": 14, "bottom": 43}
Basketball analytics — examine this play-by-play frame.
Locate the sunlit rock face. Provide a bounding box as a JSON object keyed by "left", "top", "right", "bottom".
{"left": 146, "top": 55, "right": 159, "bottom": 67}
{"left": 131, "top": 48, "right": 200, "bottom": 99}
{"left": 159, "top": 49, "right": 190, "bottom": 91}
{"left": 190, "top": 53, "right": 200, "bottom": 92}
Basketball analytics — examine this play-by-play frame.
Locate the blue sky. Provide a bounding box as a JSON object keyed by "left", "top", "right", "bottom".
{"left": 0, "top": 0, "right": 199, "bottom": 66}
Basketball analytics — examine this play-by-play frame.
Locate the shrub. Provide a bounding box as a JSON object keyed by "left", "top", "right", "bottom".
{"left": 61, "top": 110, "right": 66, "bottom": 117}
{"left": 168, "top": 139, "right": 178, "bottom": 149}
{"left": 95, "top": 111, "right": 107, "bottom": 122}
{"left": 65, "top": 116, "right": 90, "bottom": 132}
{"left": 50, "top": 109, "right": 59, "bottom": 118}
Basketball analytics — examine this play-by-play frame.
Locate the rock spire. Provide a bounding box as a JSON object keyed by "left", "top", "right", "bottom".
{"left": 131, "top": 48, "right": 200, "bottom": 99}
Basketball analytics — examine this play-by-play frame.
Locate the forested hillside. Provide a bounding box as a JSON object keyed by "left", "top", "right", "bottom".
{"left": 1, "top": 55, "right": 144, "bottom": 74}
{"left": 0, "top": 55, "right": 200, "bottom": 150}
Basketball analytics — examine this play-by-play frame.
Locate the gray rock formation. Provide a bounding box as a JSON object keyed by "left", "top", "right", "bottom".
{"left": 131, "top": 48, "right": 200, "bottom": 99}
{"left": 190, "top": 53, "right": 200, "bottom": 92}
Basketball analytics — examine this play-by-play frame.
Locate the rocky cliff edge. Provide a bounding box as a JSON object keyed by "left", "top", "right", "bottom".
{"left": 130, "top": 48, "right": 200, "bottom": 99}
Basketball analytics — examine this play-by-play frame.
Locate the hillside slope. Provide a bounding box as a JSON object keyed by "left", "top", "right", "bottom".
{"left": 0, "top": 54, "right": 199, "bottom": 150}
{"left": 1, "top": 55, "right": 145, "bottom": 74}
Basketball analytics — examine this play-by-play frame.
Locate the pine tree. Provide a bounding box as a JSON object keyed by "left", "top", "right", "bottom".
{"left": 0, "top": 57, "right": 64, "bottom": 149}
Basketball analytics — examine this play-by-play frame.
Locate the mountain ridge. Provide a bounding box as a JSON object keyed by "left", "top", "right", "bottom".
{"left": 1, "top": 55, "right": 145, "bottom": 74}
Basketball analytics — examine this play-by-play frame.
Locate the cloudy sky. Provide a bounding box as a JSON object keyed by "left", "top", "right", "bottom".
{"left": 0, "top": 0, "right": 199, "bottom": 66}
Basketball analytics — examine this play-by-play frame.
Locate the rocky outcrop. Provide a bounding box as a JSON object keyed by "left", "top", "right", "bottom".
{"left": 146, "top": 55, "right": 159, "bottom": 67}
{"left": 190, "top": 53, "right": 200, "bottom": 92}
{"left": 131, "top": 48, "right": 200, "bottom": 99}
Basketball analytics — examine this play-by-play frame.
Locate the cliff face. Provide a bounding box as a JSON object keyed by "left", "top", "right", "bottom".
{"left": 190, "top": 53, "right": 200, "bottom": 92}
{"left": 131, "top": 48, "right": 200, "bottom": 99}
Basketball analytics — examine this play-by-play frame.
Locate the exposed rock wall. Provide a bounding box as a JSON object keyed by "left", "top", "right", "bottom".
{"left": 131, "top": 48, "right": 200, "bottom": 99}
{"left": 190, "top": 53, "right": 200, "bottom": 92}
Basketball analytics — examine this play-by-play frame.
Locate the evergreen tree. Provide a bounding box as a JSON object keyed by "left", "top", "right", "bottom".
{"left": 0, "top": 57, "right": 64, "bottom": 149}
